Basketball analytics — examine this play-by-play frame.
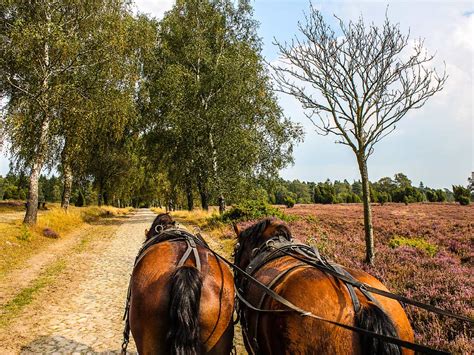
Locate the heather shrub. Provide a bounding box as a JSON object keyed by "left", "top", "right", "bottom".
{"left": 282, "top": 204, "right": 473, "bottom": 353}
{"left": 42, "top": 228, "right": 59, "bottom": 239}
{"left": 389, "top": 236, "right": 438, "bottom": 257}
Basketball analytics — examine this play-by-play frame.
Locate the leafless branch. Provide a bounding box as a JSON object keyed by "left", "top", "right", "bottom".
{"left": 270, "top": 5, "right": 447, "bottom": 159}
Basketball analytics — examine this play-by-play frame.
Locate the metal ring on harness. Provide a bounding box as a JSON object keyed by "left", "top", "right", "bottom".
{"left": 154, "top": 224, "right": 164, "bottom": 235}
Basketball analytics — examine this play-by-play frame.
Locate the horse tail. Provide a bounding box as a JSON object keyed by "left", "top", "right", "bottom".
{"left": 167, "top": 266, "right": 203, "bottom": 355}
{"left": 355, "top": 301, "right": 402, "bottom": 355}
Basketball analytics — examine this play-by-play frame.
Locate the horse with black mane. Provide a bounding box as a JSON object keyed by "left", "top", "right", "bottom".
{"left": 233, "top": 218, "right": 414, "bottom": 355}
{"left": 126, "top": 213, "right": 235, "bottom": 355}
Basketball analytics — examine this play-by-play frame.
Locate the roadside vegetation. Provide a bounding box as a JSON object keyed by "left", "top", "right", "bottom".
{"left": 0, "top": 202, "right": 132, "bottom": 277}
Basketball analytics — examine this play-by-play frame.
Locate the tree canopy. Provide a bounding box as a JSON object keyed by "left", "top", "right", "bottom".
{"left": 141, "top": 0, "right": 302, "bottom": 212}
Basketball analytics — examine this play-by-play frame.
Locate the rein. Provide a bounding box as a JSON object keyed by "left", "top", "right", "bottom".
{"left": 120, "top": 226, "right": 472, "bottom": 355}
{"left": 197, "top": 234, "right": 470, "bottom": 355}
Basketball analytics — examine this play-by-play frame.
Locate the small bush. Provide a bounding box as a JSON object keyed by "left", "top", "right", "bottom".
{"left": 452, "top": 185, "right": 471, "bottom": 205}
{"left": 378, "top": 192, "right": 389, "bottom": 205}
{"left": 17, "top": 225, "right": 32, "bottom": 241}
{"left": 389, "top": 236, "right": 438, "bottom": 257}
{"left": 215, "top": 200, "right": 291, "bottom": 222}
{"left": 284, "top": 196, "right": 296, "bottom": 208}
{"left": 457, "top": 195, "right": 470, "bottom": 206}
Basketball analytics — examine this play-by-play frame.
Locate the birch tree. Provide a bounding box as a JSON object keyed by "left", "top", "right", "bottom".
{"left": 1, "top": 1, "right": 150, "bottom": 218}
{"left": 143, "top": 0, "right": 302, "bottom": 212}
{"left": 272, "top": 7, "right": 447, "bottom": 264}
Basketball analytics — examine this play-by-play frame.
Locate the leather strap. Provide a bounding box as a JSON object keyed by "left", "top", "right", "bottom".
{"left": 251, "top": 263, "right": 311, "bottom": 354}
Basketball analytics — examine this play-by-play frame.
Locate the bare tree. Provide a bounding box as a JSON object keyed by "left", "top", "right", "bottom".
{"left": 272, "top": 6, "right": 447, "bottom": 264}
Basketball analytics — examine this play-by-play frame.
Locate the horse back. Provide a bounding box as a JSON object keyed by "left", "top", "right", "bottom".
{"left": 243, "top": 256, "right": 413, "bottom": 354}
{"left": 130, "top": 241, "right": 234, "bottom": 354}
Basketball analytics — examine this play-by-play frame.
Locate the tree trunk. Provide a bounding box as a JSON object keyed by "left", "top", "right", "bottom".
{"left": 218, "top": 194, "right": 225, "bottom": 214}
{"left": 209, "top": 131, "right": 225, "bottom": 214}
{"left": 24, "top": 10, "right": 51, "bottom": 225}
{"left": 61, "top": 161, "right": 73, "bottom": 210}
{"left": 197, "top": 179, "right": 209, "bottom": 211}
{"left": 358, "top": 156, "right": 375, "bottom": 264}
{"left": 185, "top": 179, "right": 194, "bottom": 211}
{"left": 23, "top": 159, "right": 41, "bottom": 225}
{"left": 98, "top": 185, "right": 103, "bottom": 207}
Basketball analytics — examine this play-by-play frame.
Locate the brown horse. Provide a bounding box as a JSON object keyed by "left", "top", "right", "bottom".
{"left": 128, "top": 213, "right": 235, "bottom": 355}
{"left": 233, "top": 218, "right": 414, "bottom": 355}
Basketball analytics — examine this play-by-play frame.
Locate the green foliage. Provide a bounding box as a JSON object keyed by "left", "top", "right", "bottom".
{"left": 377, "top": 192, "right": 390, "bottom": 205}
{"left": 457, "top": 195, "right": 470, "bottom": 206}
{"left": 452, "top": 185, "right": 471, "bottom": 205}
{"left": 284, "top": 196, "right": 296, "bottom": 208}
{"left": 425, "top": 189, "right": 447, "bottom": 202}
{"left": 17, "top": 225, "right": 31, "bottom": 242}
{"left": 142, "top": 0, "right": 302, "bottom": 210}
{"left": 313, "top": 181, "right": 336, "bottom": 204}
{"left": 389, "top": 236, "right": 438, "bottom": 257}
{"left": 216, "top": 200, "right": 290, "bottom": 222}
{"left": 39, "top": 175, "right": 62, "bottom": 202}
{"left": 0, "top": 173, "right": 28, "bottom": 200}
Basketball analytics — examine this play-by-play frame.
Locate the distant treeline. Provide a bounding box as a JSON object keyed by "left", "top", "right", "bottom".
{"left": 0, "top": 172, "right": 148, "bottom": 207}
{"left": 268, "top": 173, "right": 456, "bottom": 206}
{"left": 1, "top": 171, "right": 471, "bottom": 207}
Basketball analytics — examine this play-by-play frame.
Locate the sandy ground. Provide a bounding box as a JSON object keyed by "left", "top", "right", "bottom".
{"left": 0, "top": 209, "right": 154, "bottom": 354}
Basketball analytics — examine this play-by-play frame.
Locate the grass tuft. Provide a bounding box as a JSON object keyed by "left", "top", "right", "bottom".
{"left": 389, "top": 235, "right": 439, "bottom": 257}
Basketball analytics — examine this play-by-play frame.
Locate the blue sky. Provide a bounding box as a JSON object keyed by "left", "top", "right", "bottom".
{"left": 1, "top": 1, "right": 472, "bottom": 189}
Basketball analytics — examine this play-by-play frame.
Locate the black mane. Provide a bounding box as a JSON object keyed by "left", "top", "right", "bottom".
{"left": 235, "top": 218, "right": 292, "bottom": 264}
{"left": 147, "top": 213, "right": 176, "bottom": 239}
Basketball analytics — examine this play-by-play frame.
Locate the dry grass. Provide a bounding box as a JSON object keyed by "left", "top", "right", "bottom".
{"left": 0, "top": 204, "right": 133, "bottom": 277}
{"left": 168, "top": 208, "right": 236, "bottom": 265}
{"left": 170, "top": 208, "right": 219, "bottom": 227}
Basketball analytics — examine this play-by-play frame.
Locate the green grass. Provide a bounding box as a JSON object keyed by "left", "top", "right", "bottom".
{"left": 0, "top": 260, "right": 66, "bottom": 327}
{"left": 389, "top": 235, "right": 439, "bottom": 257}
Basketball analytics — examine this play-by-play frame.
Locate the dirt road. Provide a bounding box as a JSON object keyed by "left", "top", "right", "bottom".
{"left": 0, "top": 209, "right": 155, "bottom": 354}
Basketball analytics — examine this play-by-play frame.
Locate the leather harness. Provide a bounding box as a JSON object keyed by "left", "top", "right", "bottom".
{"left": 121, "top": 228, "right": 203, "bottom": 354}
{"left": 236, "top": 235, "right": 379, "bottom": 355}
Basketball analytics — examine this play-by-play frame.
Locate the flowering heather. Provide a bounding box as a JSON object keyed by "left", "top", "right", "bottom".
{"left": 278, "top": 203, "right": 473, "bottom": 354}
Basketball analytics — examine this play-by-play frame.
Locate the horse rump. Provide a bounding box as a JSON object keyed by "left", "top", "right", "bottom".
{"left": 167, "top": 266, "right": 203, "bottom": 355}
{"left": 355, "top": 301, "right": 402, "bottom": 355}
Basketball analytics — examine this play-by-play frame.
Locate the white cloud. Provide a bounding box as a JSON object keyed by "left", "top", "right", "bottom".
{"left": 453, "top": 14, "right": 474, "bottom": 51}
{"left": 134, "top": 0, "right": 175, "bottom": 19}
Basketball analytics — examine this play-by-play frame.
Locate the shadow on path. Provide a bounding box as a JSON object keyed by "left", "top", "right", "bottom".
{"left": 21, "top": 335, "right": 138, "bottom": 354}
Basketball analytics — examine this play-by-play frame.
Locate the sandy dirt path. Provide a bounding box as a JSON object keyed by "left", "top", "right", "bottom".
{"left": 0, "top": 209, "right": 155, "bottom": 354}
